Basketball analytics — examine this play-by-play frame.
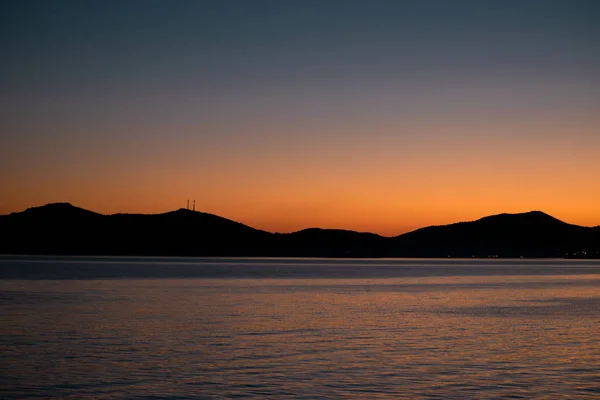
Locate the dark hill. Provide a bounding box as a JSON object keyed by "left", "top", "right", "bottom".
{"left": 104, "top": 209, "right": 274, "bottom": 256}
{"left": 0, "top": 203, "right": 273, "bottom": 256}
{"left": 0, "top": 204, "right": 598, "bottom": 257}
{"left": 1, "top": 203, "right": 103, "bottom": 254}
{"left": 12, "top": 202, "right": 102, "bottom": 222}
{"left": 274, "top": 228, "right": 385, "bottom": 257}
{"left": 389, "top": 211, "right": 598, "bottom": 258}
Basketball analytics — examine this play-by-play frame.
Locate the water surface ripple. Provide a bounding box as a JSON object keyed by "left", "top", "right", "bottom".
{"left": 1, "top": 257, "right": 600, "bottom": 399}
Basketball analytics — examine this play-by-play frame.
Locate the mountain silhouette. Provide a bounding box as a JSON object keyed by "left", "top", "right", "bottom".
{"left": 0, "top": 203, "right": 272, "bottom": 256}
{"left": 390, "top": 211, "right": 598, "bottom": 258}
{"left": 0, "top": 203, "right": 598, "bottom": 257}
{"left": 273, "top": 228, "right": 386, "bottom": 257}
{"left": 13, "top": 202, "right": 103, "bottom": 221}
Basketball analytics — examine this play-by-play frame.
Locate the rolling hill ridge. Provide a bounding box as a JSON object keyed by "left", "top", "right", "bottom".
{"left": 0, "top": 203, "right": 598, "bottom": 258}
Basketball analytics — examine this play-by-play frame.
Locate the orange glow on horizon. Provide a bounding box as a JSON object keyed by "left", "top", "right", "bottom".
{"left": 2, "top": 1, "right": 600, "bottom": 238}
{"left": 2, "top": 84, "right": 599, "bottom": 236}
{"left": 2, "top": 178, "right": 599, "bottom": 237}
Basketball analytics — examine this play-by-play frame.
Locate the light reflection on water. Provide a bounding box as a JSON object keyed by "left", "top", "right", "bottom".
{"left": 1, "top": 258, "right": 600, "bottom": 399}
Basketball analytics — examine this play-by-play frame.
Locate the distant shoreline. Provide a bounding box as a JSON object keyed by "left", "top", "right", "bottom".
{"left": 0, "top": 254, "right": 597, "bottom": 260}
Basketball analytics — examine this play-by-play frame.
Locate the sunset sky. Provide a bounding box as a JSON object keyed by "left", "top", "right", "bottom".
{"left": 1, "top": 0, "right": 599, "bottom": 235}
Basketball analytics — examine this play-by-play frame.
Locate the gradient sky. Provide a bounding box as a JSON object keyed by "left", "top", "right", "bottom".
{"left": 1, "top": 0, "right": 599, "bottom": 235}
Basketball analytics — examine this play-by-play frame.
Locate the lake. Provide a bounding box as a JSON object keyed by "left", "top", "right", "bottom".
{"left": 1, "top": 256, "right": 600, "bottom": 399}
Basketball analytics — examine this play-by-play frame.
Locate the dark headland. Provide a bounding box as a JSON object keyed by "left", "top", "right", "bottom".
{"left": 0, "top": 203, "right": 598, "bottom": 258}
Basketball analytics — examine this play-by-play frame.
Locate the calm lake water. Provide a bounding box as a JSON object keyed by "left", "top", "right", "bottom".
{"left": 1, "top": 256, "right": 600, "bottom": 399}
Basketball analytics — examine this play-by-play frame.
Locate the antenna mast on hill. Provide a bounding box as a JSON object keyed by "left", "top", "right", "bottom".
{"left": 193, "top": 200, "right": 195, "bottom": 211}
{"left": 187, "top": 199, "right": 189, "bottom": 210}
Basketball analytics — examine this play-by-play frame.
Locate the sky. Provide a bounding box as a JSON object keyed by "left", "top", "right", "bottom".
{"left": 1, "top": 0, "right": 599, "bottom": 235}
